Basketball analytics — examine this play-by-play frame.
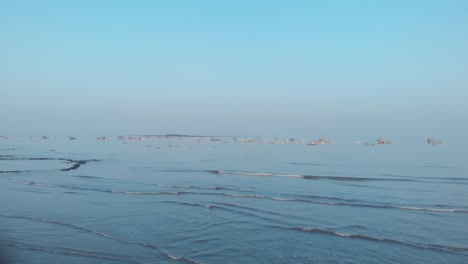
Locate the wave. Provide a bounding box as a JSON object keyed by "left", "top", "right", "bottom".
{"left": 155, "top": 184, "right": 228, "bottom": 191}
{"left": 137, "top": 191, "right": 468, "bottom": 213}
{"left": 340, "top": 224, "right": 368, "bottom": 230}
{"left": 69, "top": 195, "right": 465, "bottom": 258}
{"left": 74, "top": 175, "right": 105, "bottom": 179}
{"left": 162, "top": 200, "right": 290, "bottom": 227}
{"left": 411, "top": 165, "right": 455, "bottom": 169}
{"left": 321, "top": 201, "right": 468, "bottom": 213}
{"left": 151, "top": 168, "right": 205, "bottom": 173}
{"left": 445, "top": 178, "right": 468, "bottom": 181}
{"left": 210, "top": 201, "right": 306, "bottom": 224}
{"left": 9, "top": 178, "right": 204, "bottom": 196}
{"left": 294, "top": 227, "right": 468, "bottom": 255}
{"left": 0, "top": 241, "right": 147, "bottom": 264}
{"left": 10, "top": 179, "right": 104, "bottom": 192}
{"left": 167, "top": 254, "right": 205, "bottom": 264}
{"left": 380, "top": 173, "right": 468, "bottom": 182}
{"left": 200, "top": 202, "right": 287, "bottom": 225}
{"left": 108, "top": 190, "right": 182, "bottom": 195}
{"left": 394, "top": 206, "right": 465, "bottom": 213}
{"left": 209, "top": 170, "right": 417, "bottom": 182}
{"left": 0, "top": 214, "right": 162, "bottom": 251}
{"left": 219, "top": 191, "right": 344, "bottom": 203}
{"left": 10, "top": 178, "right": 468, "bottom": 214}
{"left": 0, "top": 214, "right": 203, "bottom": 263}
{"left": 162, "top": 201, "right": 216, "bottom": 209}
{"left": 306, "top": 194, "right": 359, "bottom": 202}
{"left": 218, "top": 192, "right": 468, "bottom": 214}
{"left": 211, "top": 169, "right": 468, "bottom": 183}
{"left": 209, "top": 170, "right": 279, "bottom": 177}
{"left": 0, "top": 170, "right": 32, "bottom": 174}
{"left": 11, "top": 174, "right": 226, "bottom": 195}
{"left": 289, "top": 162, "right": 325, "bottom": 166}
{"left": 11, "top": 179, "right": 57, "bottom": 187}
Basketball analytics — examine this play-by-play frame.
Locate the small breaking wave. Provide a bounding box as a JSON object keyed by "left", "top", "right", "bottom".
{"left": 10, "top": 179, "right": 104, "bottom": 192}
{"left": 162, "top": 201, "right": 216, "bottom": 209}
{"left": 209, "top": 170, "right": 278, "bottom": 177}
{"left": 156, "top": 184, "right": 228, "bottom": 191}
{"left": 74, "top": 175, "right": 105, "bottom": 179}
{"left": 166, "top": 254, "right": 205, "bottom": 264}
{"left": 11, "top": 179, "right": 57, "bottom": 187}
{"left": 151, "top": 168, "right": 206, "bottom": 173}
{"left": 108, "top": 190, "right": 182, "bottom": 195}
{"left": 295, "top": 227, "right": 468, "bottom": 255}
{"left": 395, "top": 206, "right": 465, "bottom": 213}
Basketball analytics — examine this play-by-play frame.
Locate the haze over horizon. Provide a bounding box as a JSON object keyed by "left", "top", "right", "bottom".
{"left": 2, "top": 1, "right": 467, "bottom": 140}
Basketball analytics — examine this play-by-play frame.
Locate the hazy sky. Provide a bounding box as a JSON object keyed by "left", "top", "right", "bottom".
{"left": 1, "top": 1, "right": 467, "bottom": 139}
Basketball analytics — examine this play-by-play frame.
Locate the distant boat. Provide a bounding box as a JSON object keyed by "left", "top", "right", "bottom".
{"left": 427, "top": 138, "right": 444, "bottom": 146}
{"left": 376, "top": 138, "right": 396, "bottom": 144}
{"left": 307, "top": 139, "right": 334, "bottom": 146}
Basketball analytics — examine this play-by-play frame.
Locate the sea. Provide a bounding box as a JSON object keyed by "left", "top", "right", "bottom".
{"left": 0, "top": 136, "right": 467, "bottom": 264}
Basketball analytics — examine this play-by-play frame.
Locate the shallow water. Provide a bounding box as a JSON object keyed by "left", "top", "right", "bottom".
{"left": 1, "top": 136, "right": 467, "bottom": 263}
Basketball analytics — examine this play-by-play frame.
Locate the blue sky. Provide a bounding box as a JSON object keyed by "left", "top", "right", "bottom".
{"left": 1, "top": 0, "right": 467, "bottom": 139}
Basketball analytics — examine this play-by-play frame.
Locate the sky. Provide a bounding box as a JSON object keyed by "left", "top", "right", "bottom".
{"left": 1, "top": 0, "right": 467, "bottom": 140}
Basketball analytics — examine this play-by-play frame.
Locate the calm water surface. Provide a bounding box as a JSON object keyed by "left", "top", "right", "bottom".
{"left": 1, "top": 136, "right": 467, "bottom": 263}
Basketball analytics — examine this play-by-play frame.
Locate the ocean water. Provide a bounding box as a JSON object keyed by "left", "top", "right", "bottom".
{"left": 1, "top": 136, "right": 467, "bottom": 264}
